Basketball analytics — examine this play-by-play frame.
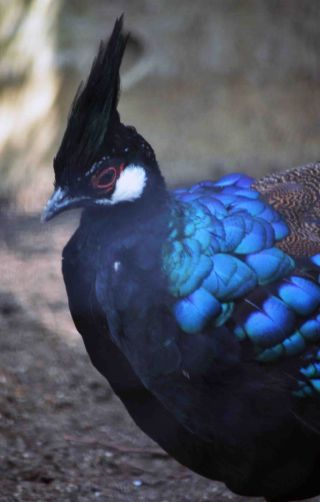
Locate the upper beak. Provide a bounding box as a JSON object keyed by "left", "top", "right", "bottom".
{"left": 41, "top": 187, "right": 88, "bottom": 222}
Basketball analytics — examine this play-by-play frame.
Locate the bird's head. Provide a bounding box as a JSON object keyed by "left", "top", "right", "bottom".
{"left": 42, "top": 16, "right": 165, "bottom": 222}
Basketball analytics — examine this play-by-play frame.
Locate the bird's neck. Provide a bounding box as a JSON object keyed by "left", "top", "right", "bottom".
{"left": 80, "top": 181, "right": 171, "bottom": 245}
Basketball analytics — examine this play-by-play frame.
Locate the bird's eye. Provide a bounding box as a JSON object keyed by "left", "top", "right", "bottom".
{"left": 91, "top": 167, "right": 117, "bottom": 190}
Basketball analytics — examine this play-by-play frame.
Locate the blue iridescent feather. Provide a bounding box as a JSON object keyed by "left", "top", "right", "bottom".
{"left": 162, "top": 173, "right": 320, "bottom": 396}
{"left": 163, "top": 174, "right": 293, "bottom": 332}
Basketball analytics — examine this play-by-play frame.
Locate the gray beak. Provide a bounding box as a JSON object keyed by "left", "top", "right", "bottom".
{"left": 41, "top": 187, "right": 88, "bottom": 222}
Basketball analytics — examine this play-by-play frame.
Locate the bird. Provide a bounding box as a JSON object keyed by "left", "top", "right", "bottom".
{"left": 42, "top": 16, "right": 320, "bottom": 502}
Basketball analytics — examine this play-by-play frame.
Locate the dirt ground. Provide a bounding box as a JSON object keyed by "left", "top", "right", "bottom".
{"left": 0, "top": 209, "right": 268, "bottom": 502}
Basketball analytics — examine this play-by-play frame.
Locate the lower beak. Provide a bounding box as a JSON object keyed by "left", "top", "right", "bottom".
{"left": 41, "top": 187, "right": 89, "bottom": 222}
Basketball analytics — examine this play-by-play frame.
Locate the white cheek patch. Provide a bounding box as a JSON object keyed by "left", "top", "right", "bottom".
{"left": 94, "top": 164, "right": 147, "bottom": 206}
{"left": 111, "top": 164, "right": 147, "bottom": 203}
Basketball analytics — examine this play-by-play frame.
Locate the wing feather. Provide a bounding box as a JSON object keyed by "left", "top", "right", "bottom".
{"left": 163, "top": 170, "right": 320, "bottom": 397}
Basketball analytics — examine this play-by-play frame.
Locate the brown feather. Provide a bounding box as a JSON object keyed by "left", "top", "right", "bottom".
{"left": 253, "top": 162, "right": 320, "bottom": 257}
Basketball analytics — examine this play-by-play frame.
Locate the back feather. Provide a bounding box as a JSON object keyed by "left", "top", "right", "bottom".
{"left": 253, "top": 162, "right": 320, "bottom": 257}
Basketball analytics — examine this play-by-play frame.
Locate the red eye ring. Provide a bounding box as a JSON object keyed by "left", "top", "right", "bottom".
{"left": 91, "top": 163, "right": 124, "bottom": 191}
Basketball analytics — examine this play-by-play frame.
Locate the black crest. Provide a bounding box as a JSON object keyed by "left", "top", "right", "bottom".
{"left": 54, "top": 16, "right": 128, "bottom": 184}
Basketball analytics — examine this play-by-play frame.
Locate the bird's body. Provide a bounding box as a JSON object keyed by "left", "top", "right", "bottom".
{"left": 43, "top": 18, "right": 320, "bottom": 501}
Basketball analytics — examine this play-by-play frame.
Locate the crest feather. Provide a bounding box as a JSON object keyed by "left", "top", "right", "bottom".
{"left": 54, "top": 15, "right": 128, "bottom": 182}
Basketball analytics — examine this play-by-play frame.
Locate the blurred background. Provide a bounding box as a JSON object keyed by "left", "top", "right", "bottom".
{"left": 2, "top": 0, "right": 320, "bottom": 210}
{"left": 1, "top": 1, "right": 320, "bottom": 501}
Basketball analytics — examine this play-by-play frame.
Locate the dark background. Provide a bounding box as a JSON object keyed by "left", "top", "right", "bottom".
{"left": 1, "top": 1, "right": 320, "bottom": 500}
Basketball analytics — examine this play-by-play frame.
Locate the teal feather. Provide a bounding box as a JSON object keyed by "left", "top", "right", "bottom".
{"left": 164, "top": 175, "right": 292, "bottom": 333}
{"left": 163, "top": 173, "right": 320, "bottom": 398}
